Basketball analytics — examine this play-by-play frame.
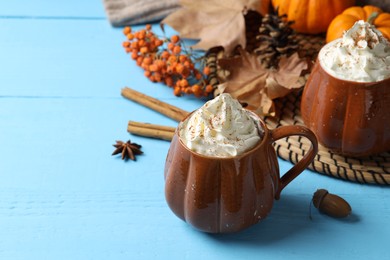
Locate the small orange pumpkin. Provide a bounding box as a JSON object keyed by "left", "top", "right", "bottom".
{"left": 326, "top": 5, "right": 390, "bottom": 43}
{"left": 272, "top": 0, "right": 355, "bottom": 34}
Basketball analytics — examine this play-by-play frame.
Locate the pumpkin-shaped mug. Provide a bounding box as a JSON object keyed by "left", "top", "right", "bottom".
{"left": 164, "top": 111, "right": 318, "bottom": 233}
{"left": 301, "top": 43, "right": 390, "bottom": 156}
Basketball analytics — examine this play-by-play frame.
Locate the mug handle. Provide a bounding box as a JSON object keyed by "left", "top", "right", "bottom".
{"left": 270, "top": 125, "right": 318, "bottom": 200}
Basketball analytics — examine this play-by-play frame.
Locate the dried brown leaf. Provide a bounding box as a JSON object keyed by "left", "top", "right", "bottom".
{"left": 161, "top": 0, "right": 265, "bottom": 55}
{"left": 217, "top": 49, "right": 307, "bottom": 117}
{"left": 265, "top": 54, "right": 308, "bottom": 100}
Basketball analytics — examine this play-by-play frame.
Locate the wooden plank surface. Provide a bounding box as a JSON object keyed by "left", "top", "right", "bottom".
{"left": 1, "top": 1, "right": 390, "bottom": 259}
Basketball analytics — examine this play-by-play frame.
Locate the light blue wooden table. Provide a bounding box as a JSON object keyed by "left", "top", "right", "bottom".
{"left": 1, "top": 1, "right": 389, "bottom": 259}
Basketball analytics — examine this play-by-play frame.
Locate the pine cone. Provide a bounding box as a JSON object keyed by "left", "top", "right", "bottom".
{"left": 244, "top": 11, "right": 263, "bottom": 53}
{"left": 254, "top": 10, "right": 299, "bottom": 68}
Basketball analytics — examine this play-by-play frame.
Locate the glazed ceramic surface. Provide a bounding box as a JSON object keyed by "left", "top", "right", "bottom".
{"left": 164, "top": 113, "right": 318, "bottom": 233}
{"left": 301, "top": 57, "right": 390, "bottom": 157}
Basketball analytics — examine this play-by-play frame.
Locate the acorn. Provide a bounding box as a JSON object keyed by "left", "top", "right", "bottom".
{"left": 312, "top": 189, "right": 352, "bottom": 218}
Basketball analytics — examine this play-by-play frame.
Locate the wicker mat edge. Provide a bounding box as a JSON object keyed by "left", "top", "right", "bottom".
{"left": 264, "top": 90, "right": 390, "bottom": 185}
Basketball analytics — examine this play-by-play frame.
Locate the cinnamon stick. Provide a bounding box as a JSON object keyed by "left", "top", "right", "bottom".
{"left": 121, "top": 87, "right": 188, "bottom": 122}
{"left": 127, "top": 121, "right": 176, "bottom": 141}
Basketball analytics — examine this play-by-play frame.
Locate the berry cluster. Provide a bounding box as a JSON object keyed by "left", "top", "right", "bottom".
{"left": 122, "top": 25, "right": 213, "bottom": 97}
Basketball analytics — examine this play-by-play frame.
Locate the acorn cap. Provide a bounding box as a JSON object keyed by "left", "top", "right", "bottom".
{"left": 312, "top": 189, "right": 329, "bottom": 209}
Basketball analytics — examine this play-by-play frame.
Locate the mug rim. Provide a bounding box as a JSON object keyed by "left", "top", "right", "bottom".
{"left": 318, "top": 39, "right": 390, "bottom": 86}
{"left": 176, "top": 110, "right": 269, "bottom": 160}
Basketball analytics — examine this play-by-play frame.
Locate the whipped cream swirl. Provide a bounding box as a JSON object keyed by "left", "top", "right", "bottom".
{"left": 179, "top": 94, "right": 262, "bottom": 157}
{"left": 320, "top": 20, "right": 390, "bottom": 82}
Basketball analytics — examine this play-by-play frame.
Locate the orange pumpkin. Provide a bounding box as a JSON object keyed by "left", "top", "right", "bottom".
{"left": 326, "top": 5, "right": 390, "bottom": 42}
{"left": 259, "top": 0, "right": 271, "bottom": 16}
{"left": 272, "top": 0, "right": 356, "bottom": 34}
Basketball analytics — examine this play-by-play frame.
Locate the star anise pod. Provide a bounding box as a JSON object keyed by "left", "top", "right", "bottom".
{"left": 112, "top": 140, "right": 143, "bottom": 161}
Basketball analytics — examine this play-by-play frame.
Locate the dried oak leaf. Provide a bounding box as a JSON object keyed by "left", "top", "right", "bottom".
{"left": 217, "top": 49, "right": 307, "bottom": 117}
{"left": 161, "top": 0, "right": 266, "bottom": 55}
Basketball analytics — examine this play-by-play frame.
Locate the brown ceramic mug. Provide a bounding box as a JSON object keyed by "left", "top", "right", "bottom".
{"left": 301, "top": 46, "right": 390, "bottom": 156}
{"left": 164, "top": 111, "right": 318, "bottom": 233}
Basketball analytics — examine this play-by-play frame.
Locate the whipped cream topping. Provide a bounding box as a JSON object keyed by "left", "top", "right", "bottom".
{"left": 179, "top": 94, "right": 262, "bottom": 157}
{"left": 320, "top": 20, "right": 390, "bottom": 82}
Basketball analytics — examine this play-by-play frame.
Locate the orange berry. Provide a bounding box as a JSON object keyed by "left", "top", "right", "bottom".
{"left": 149, "top": 53, "right": 156, "bottom": 60}
{"left": 131, "top": 41, "right": 139, "bottom": 49}
{"left": 122, "top": 41, "right": 130, "bottom": 48}
{"left": 131, "top": 52, "right": 138, "bottom": 60}
{"left": 183, "top": 60, "right": 190, "bottom": 68}
{"left": 171, "top": 35, "right": 180, "bottom": 44}
{"left": 191, "top": 84, "right": 202, "bottom": 97}
{"left": 138, "top": 39, "right": 146, "bottom": 47}
{"left": 137, "top": 30, "right": 146, "bottom": 39}
{"left": 146, "top": 24, "right": 152, "bottom": 30}
{"left": 140, "top": 46, "right": 148, "bottom": 54}
{"left": 168, "top": 42, "right": 175, "bottom": 51}
{"left": 160, "top": 66, "right": 167, "bottom": 75}
{"left": 173, "top": 87, "right": 181, "bottom": 96}
{"left": 148, "top": 43, "right": 156, "bottom": 52}
{"left": 179, "top": 79, "right": 189, "bottom": 88}
{"left": 147, "top": 31, "right": 154, "bottom": 38}
{"left": 155, "top": 39, "right": 163, "bottom": 47}
{"left": 168, "top": 55, "right": 177, "bottom": 64}
{"left": 184, "top": 87, "right": 193, "bottom": 94}
{"left": 175, "top": 63, "right": 184, "bottom": 74}
{"left": 165, "top": 76, "right": 173, "bottom": 87}
{"left": 181, "top": 68, "right": 190, "bottom": 78}
{"left": 143, "top": 56, "right": 152, "bottom": 65}
{"left": 205, "top": 84, "right": 214, "bottom": 93}
{"left": 195, "top": 71, "right": 202, "bottom": 80}
{"left": 167, "top": 65, "right": 175, "bottom": 74}
{"left": 161, "top": 51, "right": 170, "bottom": 60}
{"left": 154, "top": 72, "right": 162, "bottom": 82}
{"left": 144, "top": 70, "right": 151, "bottom": 77}
{"left": 156, "top": 59, "right": 166, "bottom": 69}
{"left": 191, "top": 84, "right": 200, "bottom": 92}
{"left": 179, "top": 55, "right": 187, "bottom": 63}
{"left": 136, "top": 56, "right": 144, "bottom": 65}
{"left": 125, "top": 47, "right": 132, "bottom": 53}
{"left": 176, "top": 85, "right": 183, "bottom": 91}
{"left": 123, "top": 26, "right": 131, "bottom": 35}
{"left": 127, "top": 33, "right": 134, "bottom": 40}
{"left": 148, "top": 35, "right": 155, "bottom": 42}
{"left": 203, "top": 66, "right": 211, "bottom": 76}
{"left": 149, "top": 75, "right": 156, "bottom": 82}
{"left": 149, "top": 64, "right": 158, "bottom": 72}
{"left": 141, "top": 63, "right": 149, "bottom": 70}
{"left": 172, "top": 45, "right": 181, "bottom": 55}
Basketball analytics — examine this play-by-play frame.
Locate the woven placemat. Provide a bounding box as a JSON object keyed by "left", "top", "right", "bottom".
{"left": 264, "top": 91, "right": 390, "bottom": 185}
